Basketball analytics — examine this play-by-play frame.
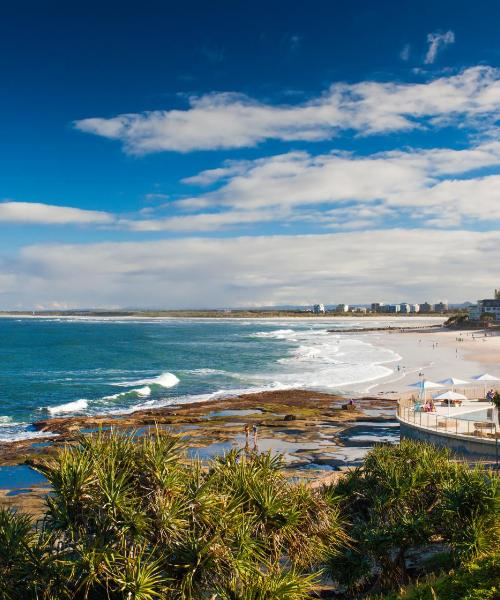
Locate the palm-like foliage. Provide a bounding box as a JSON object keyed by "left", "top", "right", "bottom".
{"left": 3, "top": 433, "right": 497, "bottom": 598}
{"left": 327, "top": 440, "right": 499, "bottom": 594}
{"left": 7, "top": 428, "right": 343, "bottom": 598}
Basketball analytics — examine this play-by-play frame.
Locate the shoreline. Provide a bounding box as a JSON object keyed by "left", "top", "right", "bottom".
{"left": 0, "top": 311, "right": 451, "bottom": 320}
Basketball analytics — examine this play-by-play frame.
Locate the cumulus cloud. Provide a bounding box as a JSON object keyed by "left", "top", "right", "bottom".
{"left": 175, "top": 141, "right": 500, "bottom": 227}
{"left": 0, "top": 201, "right": 114, "bottom": 225}
{"left": 424, "top": 30, "right": 455, "bottom": 64}
{"left": 74, "top": 66, "right": 500, "bottom": 153}
{"left": 1, "top": 230, "right": 498, "bottom": 308}
{"left": 6, "top": 138, "right": 500, "bottom": 234}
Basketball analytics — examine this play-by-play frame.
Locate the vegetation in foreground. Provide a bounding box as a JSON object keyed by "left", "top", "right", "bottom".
{"left": 0, "top": 434, "right": 497, "bottom": 599}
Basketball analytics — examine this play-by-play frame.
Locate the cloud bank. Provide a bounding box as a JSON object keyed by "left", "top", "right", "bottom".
{"left": 1, "top": 230, "right": 497, "bottom": 309}
{"left": 0, "top": 202, "right": 113, "bottom": 225}
{"left": 74, "top": 66, "right": 500, "bottom": 153}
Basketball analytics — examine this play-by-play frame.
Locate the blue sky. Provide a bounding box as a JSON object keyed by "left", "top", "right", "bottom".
{"left": 2, "top": 0, "right": 500, "bottom": 308}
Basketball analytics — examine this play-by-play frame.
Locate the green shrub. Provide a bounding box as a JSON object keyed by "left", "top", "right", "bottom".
{"left": 2, "top": 429, "right": 346, "bottom": 599}
{"left": 326, "top": 440, "right": 498, "bottom": 594}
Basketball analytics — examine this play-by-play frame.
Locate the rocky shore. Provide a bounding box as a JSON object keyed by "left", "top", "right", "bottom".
{"left": 0, "top": 389, "right": 398, "bottom": 515}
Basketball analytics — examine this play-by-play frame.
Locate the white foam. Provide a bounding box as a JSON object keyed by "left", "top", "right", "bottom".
{"left": 46, "top": 399, "right": 88, "bottom": 415}
{"left": 0, "top": 422, "right": 59, "bottom": 443}
{"left": 0, "top": 416, "right": 12, "bottom": 424}
{"left": 135, "top": 386, "right": 152, "bottom": 397}
{"left": 252, "top": 329, "right": 297, "bottom": 339}
{"left": 102, "top": 386, "right": 152, "bottom": 401}
{"left": 250, "top": 327, "right": 403, "bottom": 391}
{"left": 183, "top": 368, "right": 228, "bottom": 375}
{"left": 114, "top": 371, "right": 180, "bottom": 388}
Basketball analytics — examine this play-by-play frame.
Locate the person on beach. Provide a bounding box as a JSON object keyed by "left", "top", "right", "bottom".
{"left": 252, "top": 424, "right": 258, "bottom": 449}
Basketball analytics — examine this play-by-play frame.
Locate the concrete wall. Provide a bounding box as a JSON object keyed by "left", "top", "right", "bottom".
{"left": 399, "top": 420, "right": 498, "bottom": 460}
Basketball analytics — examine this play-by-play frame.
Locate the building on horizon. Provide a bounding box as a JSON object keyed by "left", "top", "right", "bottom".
{"left": 434, "top": 301, "right": 449, "bottom": 313}
{"left": 400, "top": 303, "right": 411, "bottom": 313}
{"left": 371, "top": 302, "right": 385, "bottom": 312}
{"left": 387, "top": 304, "right": 401, "bottom": 313}
{"left": 410, "top": 303, "right": 420, "bottom": 313}
{"left": 420, "top": 302, "right": 434, "bottom": 313}
{"left": 468, "top": 298, "right": 500, "bottom": 321}
{"left": 313, "top": 303, "right": 325, "bottom": 314}
{"left": 336, "top": 303, "right": 349, "bottom": 313}
{"left": 352, "top": 306, "right": 367, "bottom": 313}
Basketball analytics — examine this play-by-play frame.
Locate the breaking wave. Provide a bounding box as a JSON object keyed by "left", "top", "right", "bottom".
{"left": 114, "top": 371, "right": 180, "bottom": 388}
{"left": 47, "top": 399, "right": 88, "bottom": 415}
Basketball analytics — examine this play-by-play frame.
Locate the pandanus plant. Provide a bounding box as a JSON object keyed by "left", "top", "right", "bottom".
{"left": 4, "top": 428, "right": 347, "bottom": 599}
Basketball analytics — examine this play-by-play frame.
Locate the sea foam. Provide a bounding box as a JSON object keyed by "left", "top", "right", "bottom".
{"left": 114, "top": 371, "right": 180, "bottom": 388}
{"left": 47, "top": 399, "right": 88, "bottom": 415}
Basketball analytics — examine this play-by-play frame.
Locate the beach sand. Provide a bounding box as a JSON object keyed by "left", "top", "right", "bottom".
{"left": 344, "top": 327, "right": 500, "bottom": 398}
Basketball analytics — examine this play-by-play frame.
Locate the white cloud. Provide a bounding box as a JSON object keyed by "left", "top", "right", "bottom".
{"left": 2, "top": 230, "right": 498, "bottom": 308}
{"left": 400, "top": 43, "right": 410, "bottom": 61}
{"left": 6, "top": 138, "right": 500, "bottom": 234}
{"left": 122, "top": 208, "right": 282, "bottom": 232}
{"left": 74, "top": 66, "right": 500, "bottom": 153}
{"left": 424, "top": 30, "right": 455, "bottom": 64}
{"left": 5, "top": 137, "right": 500, "bottom": 234}
{"left": 175, "top": 141, "right": 500, "bottom": 227}
{"left": 0, "top": 201, "right": 114, "bottom": 225}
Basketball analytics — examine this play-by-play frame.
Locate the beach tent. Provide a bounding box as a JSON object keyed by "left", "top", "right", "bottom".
{"left": 471, "top": 373, "right": 500, "bottom": 397}
{"left": 433, "top": 390, "right": 468, "bottom": 416}
{"left": 408, "top": 380, "right": 443, "bottom": 401}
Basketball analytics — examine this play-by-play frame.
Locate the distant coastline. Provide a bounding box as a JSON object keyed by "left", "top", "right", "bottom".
{"left": 0, "top": 309, "right": 452, "bottom": 319}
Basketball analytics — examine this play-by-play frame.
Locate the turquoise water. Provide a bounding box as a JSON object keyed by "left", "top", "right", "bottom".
{"left": 0, "top": 316, "right": 409, "bottom": 441}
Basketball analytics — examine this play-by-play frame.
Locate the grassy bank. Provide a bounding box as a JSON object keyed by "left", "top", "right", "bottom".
{"left": 0, "top": 436, "right": 497, "bottom": 599}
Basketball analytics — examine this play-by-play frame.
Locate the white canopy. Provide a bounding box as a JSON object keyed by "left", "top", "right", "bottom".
{"left": 433, "top": 390, "right": 468, "bottom": 401}
{"left": 472, "top": 373, "right": 500, "bottom": 382}
{"left": 409, "top": 380, "right": 443, "bottom": 389}
{"left": 439, "top": 377, "right": 470, "bottom": 386}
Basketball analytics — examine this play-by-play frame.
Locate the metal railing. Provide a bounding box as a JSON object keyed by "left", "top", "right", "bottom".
{"left": 397, "top": 397, "right": 499, "bottom": 465}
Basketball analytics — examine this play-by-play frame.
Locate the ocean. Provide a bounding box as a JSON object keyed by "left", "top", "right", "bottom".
{"left": 0, "top": 316, "right": 425, "bottom": 442}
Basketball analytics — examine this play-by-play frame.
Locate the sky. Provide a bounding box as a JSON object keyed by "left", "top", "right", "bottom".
{"left": 2, "top": 0, "right": 500, "bottom": 309}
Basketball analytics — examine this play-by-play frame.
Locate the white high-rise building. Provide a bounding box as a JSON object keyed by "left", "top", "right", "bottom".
{"left": 313, "top": 303, "right": 325, "bottom": 314}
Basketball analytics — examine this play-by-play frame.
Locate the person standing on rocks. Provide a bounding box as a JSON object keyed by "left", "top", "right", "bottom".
{"left": 244, "top": 424, "right": 250, "bottom": 450}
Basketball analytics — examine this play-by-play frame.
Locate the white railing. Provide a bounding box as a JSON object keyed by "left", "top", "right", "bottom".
{"left": 397, "top": 398, "right": 498, "bottom": 440}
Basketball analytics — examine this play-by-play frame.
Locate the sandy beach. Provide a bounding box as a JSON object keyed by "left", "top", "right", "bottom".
{"left": 344, "top": 326, "right": 500, "bottom": 398}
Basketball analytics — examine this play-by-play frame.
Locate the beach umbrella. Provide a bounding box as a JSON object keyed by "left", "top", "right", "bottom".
{"left": 472, "top": 373, "right": 500, "bottom": 382}
{"left": 433, "top": 391, "right": 468, "bottom": 400}
{"left": 408, "top": 380, "right": 443, "bottom": 401}
{"left": 439, "top": 377, "right": 471, "bottom": 396}
{"left": 433, "top": 390, "right": 468, "bottom": 416}
{"left": 471, "top": 373, "right": 500, "bottom": 398}
{"left": 439, "top": 377, "right": 470, "bottom": 387}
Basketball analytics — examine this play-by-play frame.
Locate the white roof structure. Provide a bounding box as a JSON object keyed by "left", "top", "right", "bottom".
{"left": 408, "top": 380, "right": 443, "bottom": 389}
{"left": 472, "top": 373, "right": 500, "bottom": 382}
{"left": 433, "top": 390, "right": 468, "bottom": 401}
{"left": 439, "top": 377, "right": 470, "bottom": 386}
